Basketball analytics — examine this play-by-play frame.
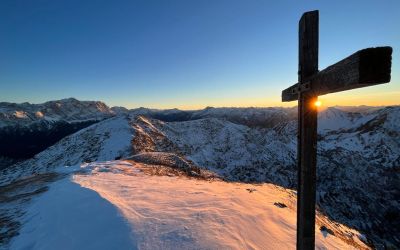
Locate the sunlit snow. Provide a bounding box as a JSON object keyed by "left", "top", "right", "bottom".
{"left": 9, "top": 161, "right": 366, "bottom": 250}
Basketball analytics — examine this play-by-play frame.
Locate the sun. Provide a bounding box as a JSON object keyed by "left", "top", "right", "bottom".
{"left": 314, "top": 100, "right": 322, "bottom": 107}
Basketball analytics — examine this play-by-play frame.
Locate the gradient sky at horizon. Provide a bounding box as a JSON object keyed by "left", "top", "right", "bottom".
{"left": 0, "top": 0, "right": 399, "bottom": 109}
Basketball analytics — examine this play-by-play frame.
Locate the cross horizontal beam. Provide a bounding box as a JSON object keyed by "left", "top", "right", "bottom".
{"left": 282, "top": 46, "right": 392, "bottom": 102}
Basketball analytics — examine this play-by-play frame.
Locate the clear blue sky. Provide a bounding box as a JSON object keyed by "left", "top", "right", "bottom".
{"left": 0, "top": 0, "right": 399, "bottom": 109}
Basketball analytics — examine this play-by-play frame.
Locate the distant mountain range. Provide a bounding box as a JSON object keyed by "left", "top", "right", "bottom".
{"left": 1, "top": 98, "right": 399, "bottom": 248}
{"left": 0, "top": 98, "right": 394, "bottom": 168}
{"left": 0, "top": 98, "right": 115, "bottom": 167}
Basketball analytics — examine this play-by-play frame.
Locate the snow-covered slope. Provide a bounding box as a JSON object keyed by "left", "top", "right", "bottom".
{"left": 9, "top": 161, "right": 368, "bottom": 250}
{"left": 127, "top": 108, "right": 400, "bottom": 248}
{"left": 1, "top": 105, "right": 399, "bottom": 248}
{"left": 0, "top": 116, "right": 134, "bottom": 186}
{"left": 0, "top": 98, "right": 116, "bottom": 167}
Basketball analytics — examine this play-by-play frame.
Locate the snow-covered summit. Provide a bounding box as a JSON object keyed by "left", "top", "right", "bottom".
{"left": 8, "top": 160, "right": 369, "bottom": 250}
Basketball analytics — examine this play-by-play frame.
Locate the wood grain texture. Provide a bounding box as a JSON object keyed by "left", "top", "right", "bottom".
{"left": 282, "top": 46, "right": 392, "bottom": 102}
{"left": 296, "top": 10, "right": 319, "bottom": 250}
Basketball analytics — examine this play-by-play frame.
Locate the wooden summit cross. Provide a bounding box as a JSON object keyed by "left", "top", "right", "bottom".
{"left": 281, "top": 10, "right": 392, "bottom": 250}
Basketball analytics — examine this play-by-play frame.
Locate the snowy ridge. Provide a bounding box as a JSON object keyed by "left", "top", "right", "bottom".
{"left": 127, "top": 107, "right": 400, "bottom": 248}
{"left": 9, "top": 161, "right": 369, "bottom": 250}
{"left": 0, "top": 116, "right": 134, "bottom": 186}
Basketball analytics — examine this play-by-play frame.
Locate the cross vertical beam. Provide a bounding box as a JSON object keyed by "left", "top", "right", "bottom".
{"left": 282, "top": 9, "right": 392, "bottom": 250}
{"left": 297, "top": 10, "right": 318, "bottom": 250}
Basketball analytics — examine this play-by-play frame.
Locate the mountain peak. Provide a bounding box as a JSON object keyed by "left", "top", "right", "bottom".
{"left": 0, "top": 98, "right": 114, "bottom": 123}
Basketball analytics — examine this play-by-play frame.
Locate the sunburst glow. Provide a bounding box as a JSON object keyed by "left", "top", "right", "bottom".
{"left": 314, "top": 100, "right": 322, "bottom": 107}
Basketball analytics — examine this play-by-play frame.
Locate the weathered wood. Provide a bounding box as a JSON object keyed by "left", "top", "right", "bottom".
{"left": 282, "top": 46, "right": 392, "bottom": 102}
{"left": 296, "top": 10, "right": 318, "bottom": 250}
{"left": 280, "top": 9, "right": 393, "bottom": 250}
